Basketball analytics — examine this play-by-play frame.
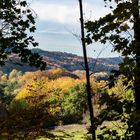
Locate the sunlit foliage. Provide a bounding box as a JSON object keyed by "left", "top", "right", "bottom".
{"left": 0, "top": 68, "right": 99, "bottom": 139}
{"left": 96, "top": 77, "right": 135, "bottom": 139}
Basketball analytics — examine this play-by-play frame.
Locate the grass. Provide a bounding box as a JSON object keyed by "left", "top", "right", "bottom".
{"left": 0, "top": 123, "right": 125, "bottom": 140}
{"left": 36, "top": 124, "right": 92, "bottom": 140}
{"left": 35, "top": 121, "right": 126, "bottom": 140}
{"left": 0, "top": 124, "right": 92, "bottom": 140}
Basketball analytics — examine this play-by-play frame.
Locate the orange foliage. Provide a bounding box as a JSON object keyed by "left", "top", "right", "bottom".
{"left": 51, "top": 77, "right": 82, "bottom": 93}
{"left": 21, "top": 70, "right": 47, "bottom": 83}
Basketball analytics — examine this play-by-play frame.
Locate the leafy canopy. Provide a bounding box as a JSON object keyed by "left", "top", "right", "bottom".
{"left": 0, "top": 0, "right": 46, "bottom": 69}
{"left": 85, "top": 0, "right": 138, "bottom": 81}
{"left": 85, "top": 0, "right": 140, "bottom": 138}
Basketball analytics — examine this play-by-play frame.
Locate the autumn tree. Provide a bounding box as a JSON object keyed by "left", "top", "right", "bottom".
{"left": 96, "top": 77, "right": 135, "bottom": 139}
{"left": 85, "top": 0, "right": 140, "bottom": 109}
{"left": 85, "top": 0, "right": 140, "bottom": 138}
{"left": 0, "top": 70, "right": 23, "bottom": 106}
{"left": 0, "top": 0, "right": 46, "bottom": 69}
{"left": 5, "top": 76, "right": 60, "bottom": 132}
{"left": 60, "top": 83, "right": 87, "bottom": 124}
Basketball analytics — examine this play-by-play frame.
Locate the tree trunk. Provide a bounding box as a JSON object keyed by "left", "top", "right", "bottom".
{"left": 133, "top": 0, "right": 140, "bottom": 111}
{"left": 133, "top": 0, "right": 140, "bottom": 138}
{"left": 78, "top": 0, "right": 96, "bottom": 140}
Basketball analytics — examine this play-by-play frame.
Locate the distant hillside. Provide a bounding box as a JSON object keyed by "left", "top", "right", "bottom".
{"left": 0, "top": 48, "right": 122, "bottom": 74}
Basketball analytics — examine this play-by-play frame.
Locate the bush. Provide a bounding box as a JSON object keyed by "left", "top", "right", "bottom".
{"left": 60, "top": 83, "right": 88, "bottom": 124}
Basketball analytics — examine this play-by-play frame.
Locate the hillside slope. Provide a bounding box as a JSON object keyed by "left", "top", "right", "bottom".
{"left": 0, "top": 48, "right": 122, "bottom": 74}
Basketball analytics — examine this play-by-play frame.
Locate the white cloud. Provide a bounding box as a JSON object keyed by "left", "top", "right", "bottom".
{"left": 31, "top": 1, "right": 110, "bottom": 25}
{"left": 83, "top": 2, "right": 111, "bottom": 20}
{"left": 32, "top": 3, "right": 79, "bottom": 24}
{"left": 37, "top": 29, "right": 70, "bottom": 35}
{"left": 30, "top": 0, "right": 117, "bottom": 58}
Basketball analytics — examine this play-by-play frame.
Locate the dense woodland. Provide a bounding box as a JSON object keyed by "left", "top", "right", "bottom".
{"left": 1, "top": 0, "right": 140, "bottom": 139}
{"left": 0, "top": 68, "right": 135, "bottom": 139}
{"left": 0, "top": 69, "right": 95, "bottom": 138}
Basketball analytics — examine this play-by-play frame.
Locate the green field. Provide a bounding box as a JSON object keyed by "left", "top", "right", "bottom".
{"left": 36, "top": 124, "right": 92, "bottom": 140}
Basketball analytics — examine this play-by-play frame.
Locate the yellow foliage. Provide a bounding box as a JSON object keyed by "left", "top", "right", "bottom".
{"left": 107, "top": 79, "right": 127, "bottom": 96}
{"left": 21, "top": 70, "right": 47, "bottom": 83}
{"left": 97, "top": 80, "right": 108, "bottom": 89}
{"left": 48, "top": 68, "right": 63, "bottom": 76}
{"left": 15, "top": 72, "right": 90, "bottom": 124}
{"left": 15, "top": 77, "right": 49, "bottom": 100}
{"left": 15, "top": 76, "right": 61, "bottom": 127}
{"left": 52, "top": 77, "right": 82, "bottom": 93}
{"left": 0, "top": 74, "right": 7, "bottom": 82}
{"left": 16, "top": 75, "right": 84, "bottom": 102}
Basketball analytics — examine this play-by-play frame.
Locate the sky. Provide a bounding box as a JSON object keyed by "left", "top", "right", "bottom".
{"left": 30, "top": 0, "right": 120, "bottom": 58}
